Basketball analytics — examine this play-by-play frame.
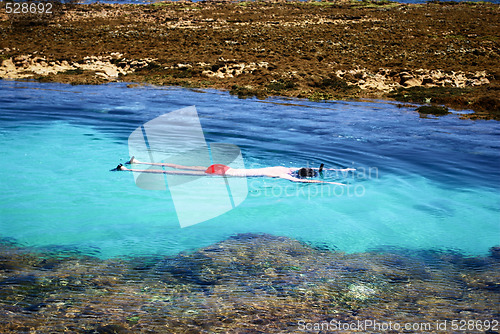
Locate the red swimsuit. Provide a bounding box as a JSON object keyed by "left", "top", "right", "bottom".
{"left": 205, "top": 164, "right": 230, "bottom": 175}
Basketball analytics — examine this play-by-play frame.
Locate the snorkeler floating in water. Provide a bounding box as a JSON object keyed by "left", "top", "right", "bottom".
{"left": 112, "top": 157, "right": 353, "bottom": 185}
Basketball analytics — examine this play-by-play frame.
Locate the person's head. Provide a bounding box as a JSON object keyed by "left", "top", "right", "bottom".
{"left": 297, "top": 167, "right": 317, "bottom": 178}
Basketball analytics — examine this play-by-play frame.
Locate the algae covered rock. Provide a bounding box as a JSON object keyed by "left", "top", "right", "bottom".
{"left": 416, "top": 105, "right": 450, "bottom": 116}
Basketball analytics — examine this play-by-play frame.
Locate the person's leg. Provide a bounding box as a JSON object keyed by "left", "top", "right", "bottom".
{"left": 115, "top": 164, "right": 207, "bottom": 176}
{"left": 126, "top": 156, "right": 206, "bottom": 171}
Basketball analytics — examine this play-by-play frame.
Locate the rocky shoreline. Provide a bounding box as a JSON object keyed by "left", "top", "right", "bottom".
{"left": 1, "top": 1, "right": 499, "bottom": 119}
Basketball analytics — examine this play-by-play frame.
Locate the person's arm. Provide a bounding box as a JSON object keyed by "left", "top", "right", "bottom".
{"left": 127, "top": 157, "right": 206, "bottom": 171}
{"left": 312, "top": 168, "right": 356, "bottom": 171}
{"left": 279, "top": 174, "right": 346, "bottom": 185}
{"left": 309, "top": 163, "right": 355, "bottom": 172}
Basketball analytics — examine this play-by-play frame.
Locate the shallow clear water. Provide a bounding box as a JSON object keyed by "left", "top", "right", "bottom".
{"left": 79, "top": 0, "right": 500, "bottom": 4}
{"left": 0, "top": 80, "right": 499, "bottom": 258}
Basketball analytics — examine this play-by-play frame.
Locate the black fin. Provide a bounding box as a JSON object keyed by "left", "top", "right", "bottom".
{"left": 110, "top": 163, "right": 123, "bottom": 171}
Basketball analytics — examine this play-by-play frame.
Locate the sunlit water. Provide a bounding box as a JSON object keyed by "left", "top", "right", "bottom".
{"left": 0, "top": 80, "right": 499, "bottom": 258}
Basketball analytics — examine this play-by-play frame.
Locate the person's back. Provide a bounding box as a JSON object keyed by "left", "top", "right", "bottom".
{"left": 225, "top": 166, "right": 294, "bottom": 178}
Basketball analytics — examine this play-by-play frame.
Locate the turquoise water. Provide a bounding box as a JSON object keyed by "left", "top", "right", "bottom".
{"left": 0, "top": 81, "right": 499, "bottom": 258}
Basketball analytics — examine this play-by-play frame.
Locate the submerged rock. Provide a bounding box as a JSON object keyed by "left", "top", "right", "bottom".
{"left": 93, "top": 324, "right": 132, "bottom": 334}
{"left": 0, "top": 274, "right": 38, "bottom": 287}
{"left": 416, "top": 105, "right": 450, "bottom": 116}
{"left": 489, "top": 246, "right": 500, "bottom": 260}
{"left": 155, "top": 254, "right": 219, "bottom": 286}
{"left": 0, "top": 234, "right": 499, "bottom": 333}
{"left": 345, "top": 284, "right": 377, "bottom": 301}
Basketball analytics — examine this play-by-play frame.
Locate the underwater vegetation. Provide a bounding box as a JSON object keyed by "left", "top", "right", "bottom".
{"left": 0, "top": 234, "right": 499, "bottom": 333}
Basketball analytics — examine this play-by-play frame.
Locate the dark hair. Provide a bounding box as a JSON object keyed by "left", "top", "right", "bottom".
{"left": 297, "top": 167, "right": 317, "bottom": 178}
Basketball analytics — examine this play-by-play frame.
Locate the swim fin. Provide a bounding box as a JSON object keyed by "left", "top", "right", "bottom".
{"left": 110, "top": 164, "right": 123, "bottom": 171}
